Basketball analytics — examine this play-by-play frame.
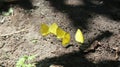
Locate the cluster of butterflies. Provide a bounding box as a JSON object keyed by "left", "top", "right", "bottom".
{"left": 40, "top": 23, "right": 84, "bottom": 47}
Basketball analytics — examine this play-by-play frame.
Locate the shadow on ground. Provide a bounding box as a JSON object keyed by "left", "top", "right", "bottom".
{"left": 0, "top": 0, "right": 34, "bottom": 12}
{"left": 35, "top": 31, "right": 117, "bottom": 67}
{"left": 79, "top": 30, "right": 113, "bottom": 51}
{"left": 36, "top": 50, "right": 120, "bottom": 67}
{"left": 0, "top": 0, "right": 119, "bottom": 66}
{"left": 46, "top": 0, "right": 120, "bottom": 29}
{"left": 36, "top": 0, "right": 120, "bottom": 67}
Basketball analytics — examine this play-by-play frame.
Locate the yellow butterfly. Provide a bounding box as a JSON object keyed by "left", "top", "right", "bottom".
{"left": 56, "top": 27, "right": 66, "bottom": 39}
{"left": 40, "top": 23, "right": 82, "bottom": 47}
{"left": 75, "top": 29, "right": 84, "bottom": 43}
{"left": 40, "top": 23, "right": 49, "bottom": 36}
{"left": 62, "top": 33, "right": 71, "bottom": 47}
{"left": 49, "top": 23, "right": 58, "bottom": 35}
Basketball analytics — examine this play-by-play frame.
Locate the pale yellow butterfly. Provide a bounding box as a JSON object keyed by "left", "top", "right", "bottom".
{"left": 75, "top": 29, "right": 84, "bottom": 43}
{"left": 40, "top": 23, "right": 49, "bottom": 36}
{"left": 56, "top": 27, "right": 66, "bottom": 39}
{"left": 49, "top": 23, "right": 58, "bottom": 35}
{"left": 62, "top": 33, "right": 71, "bottom": 47}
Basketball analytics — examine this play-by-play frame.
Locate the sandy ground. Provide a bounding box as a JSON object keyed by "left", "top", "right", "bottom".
{"left": 0, "top": 0, "right": 120, "bottom": 67}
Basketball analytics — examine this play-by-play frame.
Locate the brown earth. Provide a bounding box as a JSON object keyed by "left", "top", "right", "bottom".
{"left": 0, "top": 0, "right": 120, "bottom": 67}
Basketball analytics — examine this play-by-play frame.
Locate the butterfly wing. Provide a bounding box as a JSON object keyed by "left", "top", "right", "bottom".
{"left": 75, "top": 29, "right": 84, "bottom": 43}
{"left": 62, "top": 33, "right": 71, "bottom": 47}
{"left": 49, "top": 23, "right": 58, "bottom": 35}
{"left": 56, "top": 27, "right": 66, "bottom": 39}
{"left": 40, "top": 23, "right": 49, "bottom": 36}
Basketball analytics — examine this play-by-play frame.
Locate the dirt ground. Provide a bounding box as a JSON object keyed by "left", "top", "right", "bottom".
{"left": 0, "top": 0, "right": 120, "bottom": 67}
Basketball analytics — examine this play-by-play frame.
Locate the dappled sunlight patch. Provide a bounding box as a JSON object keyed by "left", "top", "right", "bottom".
{"left": 65, "top": 0, "right": 84, "bottom": 6}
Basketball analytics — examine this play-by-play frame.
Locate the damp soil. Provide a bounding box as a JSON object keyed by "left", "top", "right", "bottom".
{"left": 0, "top": 0, "right": 120, "bottom": 67}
